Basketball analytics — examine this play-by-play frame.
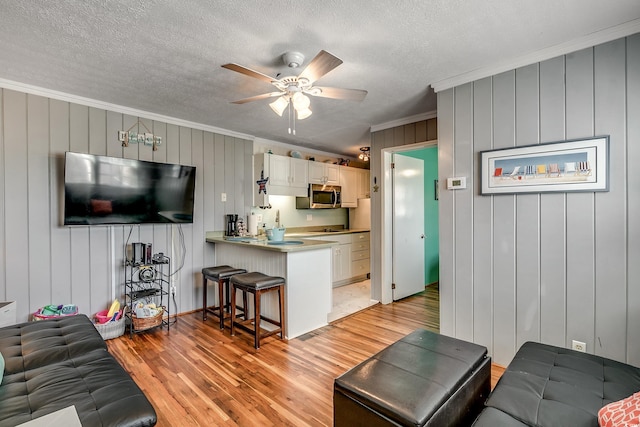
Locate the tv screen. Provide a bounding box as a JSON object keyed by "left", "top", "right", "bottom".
{"left": 64, "top": 152, "right": 196, "bottom": 225}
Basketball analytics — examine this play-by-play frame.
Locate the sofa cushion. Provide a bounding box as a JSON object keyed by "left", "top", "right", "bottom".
{"left": 484, "top": 342, "right": 640, "bottom": 427}
{"left": 598, "top": 391, "right": 640, "bottom": 427}
{"left": 0, "top": 315, "right": 107, "bottom": 374}
{"left": 0, "top": 315, "right": 156, "bottom": 426}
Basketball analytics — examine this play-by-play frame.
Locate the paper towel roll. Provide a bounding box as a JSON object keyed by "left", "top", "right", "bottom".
{"left": 247, "top": 214, "right": 258, "bottom": 236}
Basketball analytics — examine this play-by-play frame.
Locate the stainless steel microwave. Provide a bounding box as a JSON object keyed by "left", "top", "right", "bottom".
{"left": 296, "top": 184, "right": 342, "bottom": 209}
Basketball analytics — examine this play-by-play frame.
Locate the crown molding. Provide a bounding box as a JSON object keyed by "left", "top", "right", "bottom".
{"left": 370, "top": 111, "right": 438, "bottom": 133}
{"left": 0, "top": 78, "right": 255, "bottom": 141}
{"left": 431, "top": 19, "right": 640, "bottom": 92}
{"left": 253, "top": 137, "right": 348, "bottom": 158}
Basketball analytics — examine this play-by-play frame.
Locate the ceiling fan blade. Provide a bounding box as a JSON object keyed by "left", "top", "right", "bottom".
{"left": 298, "top": 50, "right": 343, "bottom": 84}
{"left": 230, "top": 92, "right": 284, "bottom": 104}
{"left": 310, "top": 86, "right": 368, "bottom": 102}
{"left": 221, "top": 63, "right": 276, "bottom": 84}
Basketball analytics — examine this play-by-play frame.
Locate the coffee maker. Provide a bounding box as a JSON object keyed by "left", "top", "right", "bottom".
{"left": 225, "top": 214, "right": 238, "bottom": 236}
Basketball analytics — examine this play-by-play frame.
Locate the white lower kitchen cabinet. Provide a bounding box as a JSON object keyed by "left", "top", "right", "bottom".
{"left": 298, "top": 231, "right": 370, "bottom": 287}
{"left": 332, "top": 240, "right": 352, "bottom": 284}
{"left": 350, "top": 232, "right": 370, "bottom": 280}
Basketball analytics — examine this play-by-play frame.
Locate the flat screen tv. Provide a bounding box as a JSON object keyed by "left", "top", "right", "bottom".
{"left": 64, "top": 152, "right": 196, "bottom": 225}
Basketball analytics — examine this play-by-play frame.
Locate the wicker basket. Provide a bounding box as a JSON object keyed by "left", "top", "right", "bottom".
{"left": 131, "top": 306, "right": 164, "bottom": 331}
{"left": 32, "top": 304, "right": 79, "bottom": 321}
{"left": 93, "top": 315, "right": 126, "bottom": 340}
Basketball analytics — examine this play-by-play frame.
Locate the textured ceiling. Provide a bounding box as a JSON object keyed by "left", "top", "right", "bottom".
{"left": 0, "top": 1, "right": 639, "bottom": 157}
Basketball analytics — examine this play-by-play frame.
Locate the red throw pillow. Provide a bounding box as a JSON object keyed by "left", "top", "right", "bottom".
{"left": 598, "top": 391, "right": 640, "bottom": 427}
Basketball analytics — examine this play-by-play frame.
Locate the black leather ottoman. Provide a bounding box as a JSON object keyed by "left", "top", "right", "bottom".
{"left": 334, "top": 329, "right": 491, "bottom": 426}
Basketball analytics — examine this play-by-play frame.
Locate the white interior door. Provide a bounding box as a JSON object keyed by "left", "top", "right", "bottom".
{"left": 392, "top": 154, "right": 425, "bottom": 300}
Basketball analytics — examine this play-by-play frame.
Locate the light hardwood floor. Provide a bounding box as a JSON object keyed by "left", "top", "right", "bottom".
{"left": 107, "top": 285, "right": 504, "bottom": 426}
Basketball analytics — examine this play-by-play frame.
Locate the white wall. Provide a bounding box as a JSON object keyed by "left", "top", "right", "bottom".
{"left": 438, "top": 34, "right": 640, "bottom": 366}
{"left": 0, "top": 89, "right": 253, "bottom": 322}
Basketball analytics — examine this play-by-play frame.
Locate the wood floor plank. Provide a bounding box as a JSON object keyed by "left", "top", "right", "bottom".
{"left": 107, "top": 285, "right": 503, "bottom": 426}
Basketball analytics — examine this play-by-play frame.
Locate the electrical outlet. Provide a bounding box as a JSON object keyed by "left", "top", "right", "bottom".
{"left": 256, "top": 214, "right": 263, "bottom": 222}
{"left": 307, "top": 214, "right": 312, "bottom": 221}
{"left": 221, "top": 192, "right": 227, "bottom": 202}
{"left": 572, "top": 340, "right": 586, "bottom": 352}
{"left": 170, "top": 285, "right": 176, "bottom": 295}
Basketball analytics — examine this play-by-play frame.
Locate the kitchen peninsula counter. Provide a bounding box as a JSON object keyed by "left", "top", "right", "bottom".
{"left": 205, "top": 232, "right": 335, "bottom": 339}
{"left": 205, "top": 234, "right": 336, "bottom": 252}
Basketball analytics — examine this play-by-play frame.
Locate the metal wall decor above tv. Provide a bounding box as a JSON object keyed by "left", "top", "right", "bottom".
{"left": 63, "top": 152, "right": 196, "bottom": 225}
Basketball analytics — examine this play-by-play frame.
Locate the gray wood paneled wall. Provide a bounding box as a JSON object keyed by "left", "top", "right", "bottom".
{"left": 438, "top": 34, "right": 640, "bottom": 366}
{"left": 0, "top": 89, "right": 253, "bottom": 322}
{"left": 370, "top": 119, "right": 437, "bottom": 302}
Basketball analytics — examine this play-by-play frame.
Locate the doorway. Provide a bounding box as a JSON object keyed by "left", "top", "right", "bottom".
{"left": 381, "top": 141, "right": 439, "bottom": 304}
{"left": 392, "top": 153, "right": 425, "bottom": 300}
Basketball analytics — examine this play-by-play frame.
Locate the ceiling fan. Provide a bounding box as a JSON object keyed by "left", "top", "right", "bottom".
{"left": 222, "top": 50, "right": 367, "bottom": 134}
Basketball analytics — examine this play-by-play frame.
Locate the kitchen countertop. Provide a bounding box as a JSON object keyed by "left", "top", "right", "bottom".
{"left": 205, "top": 229, "right": 370, "bottom": 252}
{"left": 284, "top": 228, "right": 370, "bottom": 237}
{"left": 205, "top": 234, "right": 338, "bottom": 253}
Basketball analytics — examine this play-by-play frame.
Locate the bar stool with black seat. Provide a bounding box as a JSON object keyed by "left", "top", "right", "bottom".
{"left": 202, "top": 265, "right": 247, "bottom": 329}
{"left": 230, "top": 272, "right": 285, "bottom": 349}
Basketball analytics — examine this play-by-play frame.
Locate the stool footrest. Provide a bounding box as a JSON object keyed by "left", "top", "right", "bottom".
{"left": 232, "top": 319, "right": 282, "bottom": 339}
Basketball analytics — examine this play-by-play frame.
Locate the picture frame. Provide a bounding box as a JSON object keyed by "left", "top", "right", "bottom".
{"left": 480, "top": 136, "right": 609, "bottom": 195}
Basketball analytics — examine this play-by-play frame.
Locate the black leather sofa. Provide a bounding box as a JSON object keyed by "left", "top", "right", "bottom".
{"left": 473, "top": 341, "right": 640, "bottom": 426}
{"left": 0, "top": 315, "right": 157, "bottom": 426}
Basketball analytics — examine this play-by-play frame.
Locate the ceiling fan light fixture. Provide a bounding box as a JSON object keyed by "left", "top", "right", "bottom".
{"left": 223, "top": 50, "right": 367, "bottom": 134}
{"left": 292, "top": 92, "right": 310, "bottom": 110}
{"left": 359, "top": 146, "right": 370, "bottom": 161}
{"left": 282, "top": 51, "right": 305, "bottom": 68}
{"left": 269, "top": 96, "right": 289, "bottom": 116}
{"left": 296, "top": 107, "right": 312, "bottom": 120}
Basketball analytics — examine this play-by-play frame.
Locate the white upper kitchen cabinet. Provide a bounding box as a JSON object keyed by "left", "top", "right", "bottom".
{"left": 340, "top": 167, "right": 358, "bottom": 208}
{"left": 308, "top": 161, "right": 340, "bottom": 185}
{"left": 357, "top": 168, "right": 370, "bottom": 199}
{"left": 254, "top": 153, "right": 308, "bottom": 206}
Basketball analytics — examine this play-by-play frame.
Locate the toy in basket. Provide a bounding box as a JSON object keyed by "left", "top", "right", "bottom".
{"left": 93, "top": 300, "right": 125, "bottom": 340}
{"left": 131, "top": 302, "right": 164, "bottom": 331}
{"left": 33, "top": 304, "right": 78, "bottom": 321}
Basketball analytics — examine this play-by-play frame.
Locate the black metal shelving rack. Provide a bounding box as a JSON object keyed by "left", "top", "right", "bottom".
{"left": 124, "top": 256, "right": 171, "bottom": 338}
